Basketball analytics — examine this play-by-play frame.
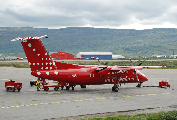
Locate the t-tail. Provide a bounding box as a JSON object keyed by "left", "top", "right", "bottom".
{"left": 11, "top": 35, "right": 57, "bottom": 72}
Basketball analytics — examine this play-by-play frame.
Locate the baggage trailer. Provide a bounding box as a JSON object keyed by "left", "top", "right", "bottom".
{"left": 159, "top": 80, "right": 170, "bottom": 88}
{"left": 30, "top": 80, "right": 37, "bottom": 86}
{"left": 41, "top": 79, "right": 69, "bottom": 91}
{"left": 5, "top": 80, "right": 22, "bottom": 92}
{"left": 30, "top": 80, "right": 42, "bottom": 86}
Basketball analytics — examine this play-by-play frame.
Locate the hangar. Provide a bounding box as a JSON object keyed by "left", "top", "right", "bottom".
{"left": 50, "top": 52, "right": 75, "bottom": 59}
{"left": 76, "top": 52, "right": 113, "bottom": 59}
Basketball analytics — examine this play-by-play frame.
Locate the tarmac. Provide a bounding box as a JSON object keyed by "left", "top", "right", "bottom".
{"left": 0, "top": 67, "right": 177, "bottom": 120}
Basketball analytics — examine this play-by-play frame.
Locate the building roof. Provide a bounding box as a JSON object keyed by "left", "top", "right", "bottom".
{"left": 112, "top": 55, "right": 125, "bottom": 59}
{"left": 78, "top": 52, "right": 112, "bottom": 55}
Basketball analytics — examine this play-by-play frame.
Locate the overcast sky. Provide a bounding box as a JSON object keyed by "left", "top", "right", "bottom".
{"left": 1, "top": 0, "right": 177, "bottom": 30}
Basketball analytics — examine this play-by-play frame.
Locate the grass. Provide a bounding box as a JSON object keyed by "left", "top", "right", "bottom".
{"left": 0, "top": 60, "right": 177, "bottom": 69}
{"left": 0, "top": 62, "right": 30, "bottom": 68}
{"left": 87, "top": 110, "right": 177, "bottom": 120}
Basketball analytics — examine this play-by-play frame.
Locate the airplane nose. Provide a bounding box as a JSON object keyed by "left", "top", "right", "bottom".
{"left": 137, "top": 70, "right": 148, "bottom": 82}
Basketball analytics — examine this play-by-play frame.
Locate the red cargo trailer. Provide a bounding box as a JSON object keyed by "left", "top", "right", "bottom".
{"left": 159, "top": 80, "right": 170, "bottom": 88}
{"left": 30, "top": 80, "right": 43, "bottom": 86}
{"left": 41, "top": 79, "right": 70, "bottom": 91}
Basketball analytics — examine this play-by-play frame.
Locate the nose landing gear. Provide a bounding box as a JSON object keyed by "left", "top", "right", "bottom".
{"left": 136, "top": 82, "right": 142, "bottom": 87}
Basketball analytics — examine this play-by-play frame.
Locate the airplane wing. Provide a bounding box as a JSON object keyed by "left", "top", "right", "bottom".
{"left": 108, "top": 65, "right": 166, "bottom": 70}
{"left": 97, "top": 65, "right": 165, "bottom": 76}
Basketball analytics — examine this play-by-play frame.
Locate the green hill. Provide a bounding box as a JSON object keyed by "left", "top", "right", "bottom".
{"left": 0, "top": 27, "right": 177, "bottom": 58}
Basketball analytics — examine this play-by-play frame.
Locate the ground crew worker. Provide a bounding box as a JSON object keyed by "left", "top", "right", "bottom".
{"left": 36, "top": 80, "right": 40, "bottom": 91}
{"left": 56, "top": 81, "right": 59, "bottom": 85}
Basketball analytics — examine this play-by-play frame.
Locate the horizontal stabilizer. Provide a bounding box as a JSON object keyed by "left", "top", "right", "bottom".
{"left": 11, "top": 35, "right": 48, "bottom": 41}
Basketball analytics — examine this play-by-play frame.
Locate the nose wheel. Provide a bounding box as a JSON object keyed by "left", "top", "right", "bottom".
{"left": 136, "top": 82, "right": 142, "bottom": 87}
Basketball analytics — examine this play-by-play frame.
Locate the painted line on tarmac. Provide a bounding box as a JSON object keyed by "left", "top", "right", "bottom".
{"left": 147, "top": 94, "right": 157, "bottom": 95}
{"left": 0, "top": 92, "right": 172, "bottom": 109}
{"left": 41, "top": 92, "right": 61, "bottom": 94}
{"left": 135, "top": 95, "right": 145, "bottom": 96}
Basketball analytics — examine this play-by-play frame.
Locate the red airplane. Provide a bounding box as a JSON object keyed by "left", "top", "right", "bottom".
{"left": 11, "top": 35, "right": 165, "bottom": 92}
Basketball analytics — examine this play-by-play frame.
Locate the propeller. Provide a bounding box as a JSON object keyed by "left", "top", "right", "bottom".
{"left": 104, "top": 62, "right": 108, "bottom": 65}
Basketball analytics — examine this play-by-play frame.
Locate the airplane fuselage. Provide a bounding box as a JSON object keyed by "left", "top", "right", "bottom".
{"left": 31, "top": 67, "right": 148, "bottom": 85}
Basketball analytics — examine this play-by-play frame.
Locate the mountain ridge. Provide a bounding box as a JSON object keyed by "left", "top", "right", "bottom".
{"left": 0, "top": 27, "right": 176, "bottom": 58}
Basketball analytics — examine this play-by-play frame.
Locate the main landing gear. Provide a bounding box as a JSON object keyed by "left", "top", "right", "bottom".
{"left": 112, "top": 77, "right": 120, "bottom": 92}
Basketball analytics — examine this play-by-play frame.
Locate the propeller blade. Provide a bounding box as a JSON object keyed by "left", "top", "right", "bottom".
{"left": 98, "top": 59, "right": 100, "bottom": 65}
{"left": 134, "top": 69, "right": 139, "bottom": 82}
{"left": 104, "top": 62, "right": 108, "bottom": 65}
{"left": 138, "top": 63, "right": 142, "bottom": 66}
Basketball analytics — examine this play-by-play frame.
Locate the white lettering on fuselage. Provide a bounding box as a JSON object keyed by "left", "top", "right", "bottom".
{"left": 108, "top": 70, "right": 126, "bottom": 75}
{"left": 54, "top": 71, "right": 58, "bottom": 75}
{"left": 105, "top": 78, "right": 114, "bottom": 82}
{"left": 72, "top": 74, "right": 77, "bottom": 77}
{"left": 119, "top": 77, "right": 134, "bottom": 81}
{"left": 105, "top": 77, "right": 134, "bottom": 82}
{"left": 117, "top": 70, "right": 125, "bottom": 73}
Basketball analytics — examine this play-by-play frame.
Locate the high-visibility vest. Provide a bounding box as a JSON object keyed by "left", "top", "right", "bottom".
{"left": 56, "top": 81, "right": 59, "bottom": 85}
{"left": 36, "top": 81, "right": 40, "bottom": 85}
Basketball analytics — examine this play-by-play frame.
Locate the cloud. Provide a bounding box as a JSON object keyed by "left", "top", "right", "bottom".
{"left": 1, "top": 0, "right": 177, "bottom": 29}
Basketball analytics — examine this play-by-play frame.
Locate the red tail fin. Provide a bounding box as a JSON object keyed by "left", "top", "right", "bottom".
{"left": 12, "top": 35, "right": 57, "bottom": 71}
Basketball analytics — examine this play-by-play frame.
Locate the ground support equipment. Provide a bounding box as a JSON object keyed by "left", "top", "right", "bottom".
{"left": 159, "top": 80, "right": 170, "bottom": 88}
{"left": 30, "top": 80, "right": 37, "bottom": 86}
{"left": 5, "top": 80, "right": 22, "bottom": 92}
{"left": 41, "top": 79, "right": 69, "bottom": 91}
{"left": 30, "top": 80, "right": 43, "bottom": 86}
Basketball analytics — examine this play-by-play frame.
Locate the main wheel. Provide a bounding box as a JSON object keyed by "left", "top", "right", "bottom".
{"left": 18, "top": 88, "right": 21, "bottom": 92}
{"left": 44, "top": 87, "right": 49, "bottom": 91}
{"left": 12, "top": 88, "right": 15, "bottom": 92}
{"left": 54, "top": 87, "right": 59, "bottom": 91}
{"left": 72, "top": 87, "right": 74, "bottom": 90}
{"left": 46, "top": 88, "right": 49, "bottom": 91}
{"left": 80, "top": 85, "right": 86, "bottom": 88}
{"left": 30, "top": 82, "right": 34, "bottom": 86}
{"left": 112, "top": 86, "right": 115, "bottom": 91}
{"left": 66, "top": 86, "right": 70, "bottom": 90}
{"left": 61, "top": 86, "right": 64, "bottom": 90}
{"left": 115, "top": 87, "right": 118, "bottom": 92}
